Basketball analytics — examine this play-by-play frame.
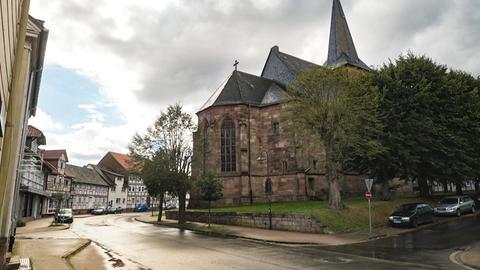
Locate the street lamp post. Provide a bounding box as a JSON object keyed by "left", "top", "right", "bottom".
{"left": 257, "top": 151, "right": 272, "bottom": 230}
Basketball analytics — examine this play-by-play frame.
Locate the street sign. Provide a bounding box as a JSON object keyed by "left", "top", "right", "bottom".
{"left": 365, "top": 178, "right": 374, "bottom": 192}
{"left": 365, "top": 192, "right": 372, "bottom": 200}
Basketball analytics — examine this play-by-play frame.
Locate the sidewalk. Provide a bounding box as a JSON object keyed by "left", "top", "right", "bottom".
{"left": 135, "top": 213, "right": 382, "bottom": 245}
{"left": 13, "top": 238, "right": 90, "bottom": 270}
{"left": 457, "top": 243, "right": 480, "bottom": 270}
{"left": 16, "top": 217, "right": 70, "bottom": 235}
{"left": 13, "top": 217, "right": 99, "bottom": 270}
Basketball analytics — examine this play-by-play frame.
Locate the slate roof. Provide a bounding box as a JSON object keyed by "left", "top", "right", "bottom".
{"left": 324, "top": 0, "right": 370, "bottom": 70}
{"left": 261, "top": 46, "right": 319, "bottom": 87}
{"left": 89, "top": 164, "right": 123, "bottom": 186}
{"left": 65, "top": 164, "right": 109, "bottom": 186}
{"left": 199, "top": 0, "right": 370, "bottom": 112}
{"left": 198, "top": 70, "right": 288, "bottom": 112}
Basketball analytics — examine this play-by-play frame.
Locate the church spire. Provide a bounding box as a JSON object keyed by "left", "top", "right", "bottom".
{"left": 325, "top": 0, "right": 370, "bottom": 70}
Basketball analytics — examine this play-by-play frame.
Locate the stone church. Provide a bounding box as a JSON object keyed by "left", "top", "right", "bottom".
{"left": 190, "top": 0, "right": 370, "bottom": 207}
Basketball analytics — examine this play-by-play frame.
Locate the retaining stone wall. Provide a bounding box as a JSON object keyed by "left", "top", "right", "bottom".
{"left": 165, "top": 211, "right": 325, "bottom": 233}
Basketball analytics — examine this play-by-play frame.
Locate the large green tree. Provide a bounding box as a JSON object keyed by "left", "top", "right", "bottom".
{"left": 130, "top": 104, "right": 195, "bottom": 223}
{"left": 373, "top": 54, "right": 480, "bottom": 196}
{"left": 288, "top": 67, "right": 383, "bottom": 209}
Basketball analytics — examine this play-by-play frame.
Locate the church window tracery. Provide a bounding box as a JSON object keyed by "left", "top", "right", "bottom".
{"left": 221, "top": 118, "right": 236, "bottom": 172}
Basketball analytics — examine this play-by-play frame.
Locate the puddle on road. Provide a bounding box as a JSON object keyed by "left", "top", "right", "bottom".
{"left": 70, "top": 241, "right": 149, "bottom": 270}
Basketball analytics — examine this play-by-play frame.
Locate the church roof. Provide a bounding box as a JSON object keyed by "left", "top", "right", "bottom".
{"left": 261, "top": 46, "right": 318, "bottom": 87}
{"left": 324, "top": 0, "right": 370, "bottom": 70}
{"left": 198, "top": 70, "right": 288, "bottom": 113}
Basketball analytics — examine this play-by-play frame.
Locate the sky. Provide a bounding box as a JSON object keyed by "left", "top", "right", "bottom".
{"left": 28, "top": 0, "right": 480, "bottom": 166}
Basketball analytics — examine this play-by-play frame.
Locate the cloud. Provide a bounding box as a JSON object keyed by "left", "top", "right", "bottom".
{"left": 29, "top": 108, "right": 64, "bottom": 132}
{"left": 78, "top": 104, "right": 105, "bottom": 123}
{"left": 28, "top": 0, "right": 480, "bottom": 164}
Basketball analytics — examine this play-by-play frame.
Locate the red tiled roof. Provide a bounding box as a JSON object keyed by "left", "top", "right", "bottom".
{"left": 27, "top": 125, "right": 46, "bottom": 145}
{"left": 98, "top": 152, "right": 142, "bottom": 174}
{"left": 42, "top": 149, "right": 69, "bottom": 162}
{"left": 110, "top": 152, "right": 132, "bottom": 170}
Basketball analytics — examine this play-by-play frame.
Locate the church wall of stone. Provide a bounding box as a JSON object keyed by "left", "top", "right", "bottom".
{"left": 190, "top": 103, "right": 366, "bottom": 208}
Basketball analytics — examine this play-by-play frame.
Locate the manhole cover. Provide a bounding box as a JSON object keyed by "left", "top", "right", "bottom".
{"left": 317, "top": 257, "right": 353, "bottom": 264}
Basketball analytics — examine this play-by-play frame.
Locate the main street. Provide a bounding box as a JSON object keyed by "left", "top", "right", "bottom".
{"left": 19, "top": 213, "right": 478, "bottom": 270}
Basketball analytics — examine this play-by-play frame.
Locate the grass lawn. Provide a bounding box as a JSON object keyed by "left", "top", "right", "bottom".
{"left": 195, "top": 196, "right": 435, "bottom": 233}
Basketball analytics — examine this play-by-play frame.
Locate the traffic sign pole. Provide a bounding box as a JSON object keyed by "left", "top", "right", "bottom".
{"left": 368, "top": 197, "right": 372, "bottom": 234}
{"left": 365, "top": 179, "right": 374, "bottom": 235}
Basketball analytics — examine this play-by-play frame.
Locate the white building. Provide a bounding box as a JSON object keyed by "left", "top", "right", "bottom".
{"left": 127, "top": 174, "right": 151, "bottom": 209}
{"left": 65, "top": 164, "right": 109, "bottom": 214}
{"left": 98, "top": 151, "right": 159, "bottom": 211}
{"left": 43, "top": 149, "right": 71, "bottom": 214}
{"left": 16, "top": 126, "right": 49, "bottom": 221}
{"left": 90, "top": 165, "right": 127, "bottom": 209}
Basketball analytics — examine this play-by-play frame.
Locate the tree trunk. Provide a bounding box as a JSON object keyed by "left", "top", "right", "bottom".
{"left": 381, "top": 179, "right": 391, "bottom": 201}
{"left": 325, "top": 143, "right": 342, "bottom": 210}
{"left": 455, "top": 180, "right": 463, "bottom": 196}
{"left": 418, "top": 178, "right": 431, "bottom": 198}
{"left": 208, "top": 200, "right": 211, "bottom": 228}
{"left": 178, "top": 191, "right": 187, "bottom": 224}
{"left": 442, "top": 180, "right": 449, "bottom": 193}
{"left": 157, "top": 192, "right": 164, "bottom": 222}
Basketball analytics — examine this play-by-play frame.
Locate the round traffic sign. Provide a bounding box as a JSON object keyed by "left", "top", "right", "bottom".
{"left": 365, "top": 192, "right": 372, "bottom": 199}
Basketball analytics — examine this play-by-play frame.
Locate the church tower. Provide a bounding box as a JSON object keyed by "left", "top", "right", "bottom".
{"left": 325, "top": 0, "right": 370, "bottom": 70}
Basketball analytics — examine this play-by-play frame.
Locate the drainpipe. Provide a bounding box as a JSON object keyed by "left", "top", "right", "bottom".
{"left": 248, "top": 105, "right": 253, "bottom": 204}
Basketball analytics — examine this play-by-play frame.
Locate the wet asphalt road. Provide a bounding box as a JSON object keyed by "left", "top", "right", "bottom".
{"left": 26, "top": 213, "right": 478, "bottom": 270}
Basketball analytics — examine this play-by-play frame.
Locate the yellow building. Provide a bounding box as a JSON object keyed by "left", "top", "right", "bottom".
{"left": 0, "top": 0, "right": 48, "bottom": 267}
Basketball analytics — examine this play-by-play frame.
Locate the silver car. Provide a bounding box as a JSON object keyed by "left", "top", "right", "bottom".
{"left": 434, "top": 196, "right": 476, "bottom": 216}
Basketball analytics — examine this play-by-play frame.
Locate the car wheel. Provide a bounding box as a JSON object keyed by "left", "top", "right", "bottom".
{"left": 456, "top": 209, "right": 461, "bottom": 217}
{"left": 472, "top": 206, "right": 476, "bottom": 214}
{"left": 411, "top": 218, "right": 418, "bottom": 228}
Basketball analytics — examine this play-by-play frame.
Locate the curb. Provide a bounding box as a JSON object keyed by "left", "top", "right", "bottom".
{"left": 449, "top": 248, "right": 478, "bottom": 270}
{"left": 62, "top": 239, "right": 92, "bottom": 270}
{"left": 135, "top": 217, "right": 347, "bottom": 246}
{"left": 135, "top": 213, "right": 478, "bottom": 247}
{"left": 451, "top": 246, "right": 480, "bottom": 270}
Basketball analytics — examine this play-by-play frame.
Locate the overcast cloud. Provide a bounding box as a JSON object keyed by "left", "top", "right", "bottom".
{"left": 28, "top": 0, "right": 480, "bottom": 165}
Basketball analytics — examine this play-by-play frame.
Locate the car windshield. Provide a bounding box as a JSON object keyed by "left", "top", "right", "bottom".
{"left": 398, "top": 204, "right": 417, "bottom": 212}
{"left": 440, "top": 198, "right": 458, "bottom": 204}
{"left": 59, "top": 209, "right": 72, "bottom": 215}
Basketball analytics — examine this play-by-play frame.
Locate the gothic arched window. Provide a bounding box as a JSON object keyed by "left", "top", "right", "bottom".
{"left": 221, "top": 118, "right": 236, "bottom": 172}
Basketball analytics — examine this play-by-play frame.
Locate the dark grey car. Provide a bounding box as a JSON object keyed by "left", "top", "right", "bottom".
{"left": 434, "top": 196, "right": 475, "bottom": 216}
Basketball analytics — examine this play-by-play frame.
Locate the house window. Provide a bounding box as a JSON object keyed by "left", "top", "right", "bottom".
{"left": 221, "top": 117, "right": 236, "bottom": 172}
{"left": 273, "top": 122, "right": 280, "bottom": 143}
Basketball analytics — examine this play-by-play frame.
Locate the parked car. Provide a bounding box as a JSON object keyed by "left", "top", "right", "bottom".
{"left": 434, "top": 196, "right": 475, "bottom": 217}
{"left": 91, "top": 206, "right": 107, "bottom": 215}
{"left": 388, "top": 203, "right": 434, "bottom": 227}
{"left": 107, "top": 206, "right": 123, "bottom": 214}
{"left": 55, "top": 208, "right": 73, "bottom": 223}
{"left": 134, "top": 203, "right": 149, "bottom": 212}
